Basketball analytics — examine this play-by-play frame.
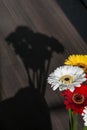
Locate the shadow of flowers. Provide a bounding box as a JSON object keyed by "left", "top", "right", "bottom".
{"left": 5, "top": 26, "right": 64, "bottom": 96}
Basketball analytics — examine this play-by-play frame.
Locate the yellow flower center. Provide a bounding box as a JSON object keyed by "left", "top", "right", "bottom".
{"left": 72, "top": 93, "right": 84, "bottom": 104}
{"left": 59, "top": 75, "right": 73, "bottom": 85}
{"left": 76, "top": 63, "right": 87, "bottom": 73}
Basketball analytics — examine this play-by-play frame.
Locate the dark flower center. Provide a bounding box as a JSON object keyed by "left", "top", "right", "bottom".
{"left": 72, "top": 93, "right": 84, "bottom": 104}
{"left": 79, "top": 65, "right": 85, "bottom": 68}
{"left": 59, "top": 75, "right": 73, "bottom": 85}
{"left": 76, "top": 63, "right": 87, "bottom": 73}
{"left": 64, "top": 78, "right": 70, "bottom": 81}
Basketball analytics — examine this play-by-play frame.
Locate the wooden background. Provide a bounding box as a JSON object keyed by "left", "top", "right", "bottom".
{"left": 0, "top": 0, "right": 87, "bottom": 129}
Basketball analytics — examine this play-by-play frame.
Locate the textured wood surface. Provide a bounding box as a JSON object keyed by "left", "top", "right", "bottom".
{"left": 0, "top": 0, "right": 87, "bottom": 129}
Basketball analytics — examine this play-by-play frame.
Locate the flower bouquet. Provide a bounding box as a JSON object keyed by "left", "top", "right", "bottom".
{"left": 47, "top": 54, "right": 87, "bottom": 130}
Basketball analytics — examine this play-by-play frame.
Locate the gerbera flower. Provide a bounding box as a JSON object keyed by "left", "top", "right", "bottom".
{"left": 64, "top": 54, "right": 87, "bottom": 73}
{"left": 62, "top": 85, "right": 87, "bottom": 114}
{"left": 82, "top": 106, "right": 87, "bottom": 126}
{"left": 47, "top": 65, "right": 86, "bottom": 92}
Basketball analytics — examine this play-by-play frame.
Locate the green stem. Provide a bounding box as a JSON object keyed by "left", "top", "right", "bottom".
{"left": 68, "top": 109, "right": 73, "bottom": 130}
{"left": 82, "top": 126, "right": 87, "bottom": 130}
{"left": 73, "top": 114, "right": 78, "bottom": 130}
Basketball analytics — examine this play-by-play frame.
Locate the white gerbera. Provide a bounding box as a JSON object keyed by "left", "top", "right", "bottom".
{"left": 47, "top": 65, "right": 86, "bottom": 92}
{"left": 82, "top": 107, "right": 87, "bottom": 126}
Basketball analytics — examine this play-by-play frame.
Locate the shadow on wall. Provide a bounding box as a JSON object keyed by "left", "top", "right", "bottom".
{"left": 0, "top": 47, "right": 2, "bottom": 101}
{"left": 0, "top": 86, "right": 52, "bottom": 130}
{"left": 5, "top": 26, "right": 64, "bottom": 96}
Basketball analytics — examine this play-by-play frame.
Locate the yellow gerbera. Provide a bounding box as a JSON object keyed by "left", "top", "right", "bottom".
{"left": 64, "top": 54, "right": 87, "bottom": 73}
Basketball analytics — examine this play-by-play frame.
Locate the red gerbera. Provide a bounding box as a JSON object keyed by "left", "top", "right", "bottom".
{"left": 62, "top": 84, "right": 87, "bottom": 114}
